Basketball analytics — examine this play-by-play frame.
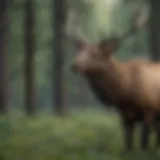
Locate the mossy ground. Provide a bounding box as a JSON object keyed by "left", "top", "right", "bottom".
{"left": 0, "top": 109, "right": 160, "bottom": 160}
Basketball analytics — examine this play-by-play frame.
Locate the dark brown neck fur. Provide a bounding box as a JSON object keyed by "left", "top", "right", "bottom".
{"left": 86, "top": 57, "right": 125, "bottom": 106}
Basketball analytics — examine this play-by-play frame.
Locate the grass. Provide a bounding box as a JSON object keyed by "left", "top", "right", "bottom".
{"left": 0, "top": 109, "right": 160, "bottom": 160}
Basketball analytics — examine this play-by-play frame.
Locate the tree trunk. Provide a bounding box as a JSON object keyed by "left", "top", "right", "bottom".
{"left": 77, "top": 78, "right": 89, "bottom": 109}
{"left": 53, "top": 0, "right": 66, "bottom": 114}
{"left": 149, "top": 0, "right": 160, "bottom": 61}
{"left": 0, "top": 0, "right": 9, "bottom": 114}
{"left": 24, "top": 0, "right": 36, "bottom": 116}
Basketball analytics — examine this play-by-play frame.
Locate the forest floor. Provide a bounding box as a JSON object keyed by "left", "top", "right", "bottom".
{"left": 0, "top": 109, "right": 160, "bottom": 160}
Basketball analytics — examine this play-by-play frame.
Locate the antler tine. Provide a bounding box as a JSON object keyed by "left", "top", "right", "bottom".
{"left": 136, "top": 6, "right": 148, "bottom": 28}
{"left": 120, "top": 3, "right": 148, "bottom": 40}
{"left": 64, "top": 9, "right": 87, "bottom": 42}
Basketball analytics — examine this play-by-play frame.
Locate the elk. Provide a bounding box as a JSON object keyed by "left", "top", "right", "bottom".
{"left": 65, "top": 8, "right": 160, "bottom": 151}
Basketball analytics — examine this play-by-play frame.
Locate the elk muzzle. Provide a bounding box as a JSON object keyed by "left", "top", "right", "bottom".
{"left": 71, "top": 61, "right": 87, "bottom": 75}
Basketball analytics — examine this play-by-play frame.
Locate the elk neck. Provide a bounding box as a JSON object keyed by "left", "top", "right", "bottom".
{"left": 86, "top": 57, "right": 125, "bottom": 106}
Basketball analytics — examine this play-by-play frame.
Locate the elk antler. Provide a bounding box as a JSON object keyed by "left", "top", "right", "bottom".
{"left": 64, "top": 9, "right": 87, "bottom": 43}
{"left": 120, "top": 3, "right": 148, "bottom": 41}
{"left": 99, "top": 3, "right": 148, "bottom": 52}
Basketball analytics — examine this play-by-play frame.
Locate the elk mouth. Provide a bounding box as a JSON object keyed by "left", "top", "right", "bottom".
{"left": 71, "top": 64, "right": 88, "bottom": 76}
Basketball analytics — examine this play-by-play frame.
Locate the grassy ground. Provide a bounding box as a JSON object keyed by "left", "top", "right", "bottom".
{"left": 0, "top": 109, "right": 160, "bottom": 160}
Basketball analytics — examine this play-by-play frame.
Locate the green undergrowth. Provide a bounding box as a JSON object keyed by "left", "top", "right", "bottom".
{"left": 0, "top": 109, "right": 160, "bottom": 160}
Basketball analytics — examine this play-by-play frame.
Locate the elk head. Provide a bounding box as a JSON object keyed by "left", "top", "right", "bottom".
{"left": 65, "top": 7, "right": 148, "bottom": 76}
{"left": 70, "top": 37, "right": 121, "bottom": 75}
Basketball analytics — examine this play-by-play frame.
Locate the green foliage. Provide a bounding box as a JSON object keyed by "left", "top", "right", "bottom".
{"left": 0, "top": 110, "right": 159, "bottom": 160}
{"left": 9, "top": 0, "right": 149, "bottom": 108}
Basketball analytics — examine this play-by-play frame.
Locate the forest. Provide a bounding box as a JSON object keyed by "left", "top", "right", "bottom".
{"left": 0, "top": 0, "right": 160, "bottom": 159}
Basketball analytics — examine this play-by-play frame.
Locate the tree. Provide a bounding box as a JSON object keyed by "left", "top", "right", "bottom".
{"left": 0, "top": 0, "right": 9, "bottom": 114}
{"left": 149, "top": 0, "right": 160, "bottom": 61}
{"left": 24, "top": 0, "right": 36, "bottom": 115}
{"left": 53, "top": 0, "right": 66, "bottom": 114}
{"left": 149, "top": 0, "right": 160, "bottom": 147}
{"left": 77, "top": 78, "right": 89, "bottom": 109}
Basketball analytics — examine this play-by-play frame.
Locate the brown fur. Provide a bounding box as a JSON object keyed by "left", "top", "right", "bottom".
{"left": 71, "top": 39, "right": 160, "bottom": 150}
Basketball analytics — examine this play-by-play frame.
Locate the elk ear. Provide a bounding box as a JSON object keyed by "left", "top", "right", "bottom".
{"left": 99, "top": 37, "right": 120, "bottom": 54}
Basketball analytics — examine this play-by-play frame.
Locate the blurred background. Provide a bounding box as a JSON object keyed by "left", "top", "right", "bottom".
{"left": 0, "top": 0, "right": 160, "bottom": 159}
